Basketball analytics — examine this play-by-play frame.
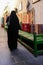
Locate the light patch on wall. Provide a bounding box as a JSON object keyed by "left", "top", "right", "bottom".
{"left": 32, "top": 0, "right": 40, "bottom": 4}
{"left": 0, "top": 0, "right": 18, "bottom": 17}
{"left": 18, "top": 2, "right": 22, "bottom": 11}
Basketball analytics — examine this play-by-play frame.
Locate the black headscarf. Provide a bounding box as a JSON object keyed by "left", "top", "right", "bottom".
{"left": 9, "top": 10, "right": 20, "bottom": 30}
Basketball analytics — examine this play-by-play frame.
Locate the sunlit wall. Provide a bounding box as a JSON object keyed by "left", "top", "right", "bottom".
{"left": 0, "top": 0, "right": 19, "bottom": 17}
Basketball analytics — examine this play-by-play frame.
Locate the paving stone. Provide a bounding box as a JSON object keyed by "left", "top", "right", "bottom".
{"left": 24, "top": 60, "right": 40, "bottom": 65}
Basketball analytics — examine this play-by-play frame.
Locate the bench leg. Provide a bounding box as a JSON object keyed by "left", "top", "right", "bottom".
{"left": 34, "top": 44, "right": 37, "bottom": 57}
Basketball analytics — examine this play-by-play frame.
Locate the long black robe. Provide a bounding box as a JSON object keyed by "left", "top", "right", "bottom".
{"left": 7, "top": 11, "right": 21, "bottom": 51}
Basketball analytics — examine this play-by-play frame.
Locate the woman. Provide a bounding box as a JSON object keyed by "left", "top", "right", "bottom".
{"left": 7, "top": 10, "right": 21, "bottom": 51}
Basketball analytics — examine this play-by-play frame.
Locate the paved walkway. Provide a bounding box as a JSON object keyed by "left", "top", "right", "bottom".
{"left": 0, "top": 27, "right": 43, "bottom": 65}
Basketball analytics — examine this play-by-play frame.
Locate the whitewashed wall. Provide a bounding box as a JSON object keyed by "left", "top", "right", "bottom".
{"left": 1, "top": 0, "right": 43, "bottom": 24}
{"left": 28, "top": 0, "right": 43, "bottom": 24}
{"left": 16, "top": 0, "right": 27, "bottom": 12}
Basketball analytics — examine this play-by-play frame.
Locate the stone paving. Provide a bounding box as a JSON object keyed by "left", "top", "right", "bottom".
{"left": 0, "top": 27, "right": 43, "bottom": 65}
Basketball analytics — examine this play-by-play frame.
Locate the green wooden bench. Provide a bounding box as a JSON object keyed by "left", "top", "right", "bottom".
{"left": 18, "top": 30, "right": 43, "bottom": 56}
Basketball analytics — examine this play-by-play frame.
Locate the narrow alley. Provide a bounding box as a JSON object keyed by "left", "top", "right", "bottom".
{"left": 0, "top": 27, "right": 43, "bottom": 65}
